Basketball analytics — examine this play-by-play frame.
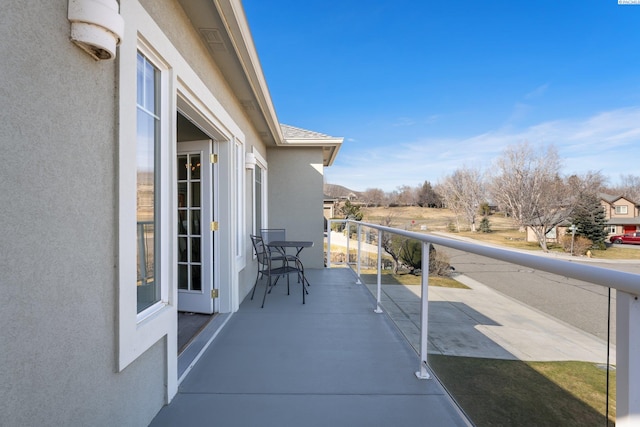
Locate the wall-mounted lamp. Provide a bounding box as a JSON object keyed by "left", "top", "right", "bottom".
{"left": 68, "top": 0, "right": 124, "bottom": 61}
{"left": 245, "top": 152, "right": 256, "bottom": 170}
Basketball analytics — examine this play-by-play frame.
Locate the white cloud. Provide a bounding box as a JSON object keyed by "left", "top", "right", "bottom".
{"left": 524, "top": 83, "right": 550, "bottom": 100}
{"left": 327, "top": 107, "right": 640, "bottom": 192}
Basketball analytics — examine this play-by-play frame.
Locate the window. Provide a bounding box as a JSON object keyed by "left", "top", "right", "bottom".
{"left": 608, "top": 225, "right": 617, "bottom": 234}
{"left": 254, "top": 164, "right": 263, "bottom": 233}
{"left": 235, "top": 141, "right": 245, "bottom": 262}
{"left": 615, "top": 205, "right": 628, "bottom": 215}
{"left": 136, "top": 52, "right": 161, "bottom": 313}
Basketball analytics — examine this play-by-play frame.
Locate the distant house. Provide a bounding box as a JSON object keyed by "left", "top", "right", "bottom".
{"left": 600, "top": 193, "right": 640, "bottom": 235}
{"left": 525, "top": 215, "right": 572, "bottom": 244}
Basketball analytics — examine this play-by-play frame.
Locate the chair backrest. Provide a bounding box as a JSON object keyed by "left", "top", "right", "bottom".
{"left": 250, "top": 235, "right": 269, "bottom": 266}
{"left": 260, "top": 228, "right": 285, "bottom": 244}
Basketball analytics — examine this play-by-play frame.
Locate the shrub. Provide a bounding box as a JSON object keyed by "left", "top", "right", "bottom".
{"left": 478, "top": 217, "right": 492, "bottom": 233}
{"left": 559, "top": 234, "right": 593, "bottom": 256}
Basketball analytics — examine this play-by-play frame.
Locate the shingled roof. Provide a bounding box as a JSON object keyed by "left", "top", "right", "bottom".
{"left": 281, "top": 124, "right": 333, "bottom": 139}
{"left": 279, "top": 124, "right": 343, "bottom": 166}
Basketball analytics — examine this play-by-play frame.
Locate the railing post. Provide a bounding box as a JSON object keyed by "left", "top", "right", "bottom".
{"left": 357, "top": 223, "right": 362, "bottom": 277}
{"left": 616, "top": 291, "right": 640, "bottom": 426}
{"left": 416, "top": 241, "right": 431, "bottom": 380}
{"left": 326, "top": 220, "right": 332, "bottom": 268}
{"left": 345, "top": 221, "right": 350, "bottom": 266}
{"left": 374, "top": 229, "right": 383, "bottom": 314}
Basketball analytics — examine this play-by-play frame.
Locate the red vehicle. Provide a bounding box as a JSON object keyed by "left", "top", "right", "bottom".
{"left": 609, "top": 232, "right": 640, "bottom": 244}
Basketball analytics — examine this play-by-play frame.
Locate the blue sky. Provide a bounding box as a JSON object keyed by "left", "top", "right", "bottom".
{"left": 243, "top": 0, "right": 640, "bottom": 192}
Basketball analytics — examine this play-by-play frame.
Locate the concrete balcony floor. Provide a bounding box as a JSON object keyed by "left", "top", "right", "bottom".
{"left": 151, "top": 268, "right": 469, "bottom": 426}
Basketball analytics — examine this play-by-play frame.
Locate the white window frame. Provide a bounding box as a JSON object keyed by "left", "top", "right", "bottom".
{"left": 118, "top": 35, "right": 175, "bottom": 373}
{"left": 118, "top": 0, "right": 247, "bottom": 400}
{"left": 608, "top": 225, "right": 617, "bottom": 234}
{"left": 235, "top": 139, "right": 246, "bottom": 269}
{"left": 615, "top": 205, "right": 628, "bottom": 215}
{"left": 252, "top": 151, "right": 268, "bottom": 237}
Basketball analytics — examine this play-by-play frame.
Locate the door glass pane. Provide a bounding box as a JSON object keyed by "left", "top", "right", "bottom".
{"left": 177, "top": 264, "right": 188, "bottom": 290}
{"left": 177, "top": 155, "right": 188, "bottom": 180}
{"left": 178, "top": 237, "right": 188, "bottom": 262}
{"left": 191, "top": 237, "right": 201, "bottom": 263}
{"left": 191, "top": 210, "right": 201, "bottom": 235}
{"left": 191, "top": 182, "right": 201, "bottom": 207}
{"left": 191, "top": 265, "right": 202, "bottom": 291}
{"left": 190, "top": 155, "right": 201, "bottom": 179}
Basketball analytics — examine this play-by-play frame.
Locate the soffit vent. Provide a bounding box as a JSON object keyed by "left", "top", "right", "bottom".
{"left": 199, "top": 28, "right": 227, "bottom": 52}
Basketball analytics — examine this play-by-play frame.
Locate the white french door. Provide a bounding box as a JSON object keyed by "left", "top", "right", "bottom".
{"left": 177, "top": 140, "right": 216, "bottom": 314}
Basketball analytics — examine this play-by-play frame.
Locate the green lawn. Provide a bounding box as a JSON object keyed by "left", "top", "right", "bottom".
{"left": 429, "top": 356, "right": 616, "bottom": 426}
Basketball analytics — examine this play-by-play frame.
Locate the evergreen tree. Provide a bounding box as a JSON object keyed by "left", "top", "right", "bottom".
{"left": 572, "top": 193, "right": 608, "bottom": 249}
{"left": 340, "top": 200, "right": 364, "bottom": 221}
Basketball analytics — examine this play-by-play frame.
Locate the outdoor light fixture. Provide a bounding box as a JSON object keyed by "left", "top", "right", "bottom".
{"left": 245, "top": 152, "right": 256, "bottom": 170}
{"left": 68, "top": 0, "right": 124, "bottom": 60}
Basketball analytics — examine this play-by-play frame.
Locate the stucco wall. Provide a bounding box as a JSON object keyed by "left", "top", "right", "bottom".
{"left": 267, "top": 147, "right": 326, "bottom": 269}
{"left": 0, "top": 2, "right": 166, "bottom": 426}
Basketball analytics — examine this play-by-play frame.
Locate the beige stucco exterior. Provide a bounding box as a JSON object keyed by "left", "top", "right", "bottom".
{"left": 0, "top": 1, "right": 342, "bottom": 425}
{"left": 601, "top": 195, "right": 640, "bottom": 234}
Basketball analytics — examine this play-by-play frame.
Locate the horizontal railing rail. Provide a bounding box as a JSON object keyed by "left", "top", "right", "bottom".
{"left": 326, "top": 219, "right": 640, "bottom": 426}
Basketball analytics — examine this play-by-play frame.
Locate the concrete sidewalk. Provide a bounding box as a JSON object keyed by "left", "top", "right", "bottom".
{"left": 367, "top": 275, "right": 615, "bottom": 363}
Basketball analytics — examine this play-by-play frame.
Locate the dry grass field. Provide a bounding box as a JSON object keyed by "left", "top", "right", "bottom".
{"left": 360, "top": 206, "right": 517, "bottom": 231}
{"left": 359, "top": 206, "right": 640, "bottom": 260}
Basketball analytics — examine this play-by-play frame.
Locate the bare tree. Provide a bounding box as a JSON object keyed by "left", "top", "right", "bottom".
{"left": 490, "top": 142, "right": 606, "bottom": 251}
{"left": 438, "top": 167, "right": 485, "bottom": 232}
{"left": 527, "top": 171, "right": 605, "bottom": 251}
{"left": 489, "top": 142, "right": 561, "bottom": 233}
{"left": 379, "top": 214, "right": 404, "bottom": 273}
{"left": 396, "top": 185, "right": 418, "bottom": 206}
{"left": 361, "top": 188, "right": 385, "bottom": 207}
{"left": 613, "top": 174, "right": 640, "bottom": 203}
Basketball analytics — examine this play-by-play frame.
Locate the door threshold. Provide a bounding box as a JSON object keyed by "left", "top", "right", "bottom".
{"left": 178, "top": 312, "right": 232, "bottom": 383}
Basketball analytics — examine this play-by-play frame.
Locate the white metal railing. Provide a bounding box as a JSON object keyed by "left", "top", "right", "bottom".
{"left": 327, "top": 219, "right": 640, "bottom": 426}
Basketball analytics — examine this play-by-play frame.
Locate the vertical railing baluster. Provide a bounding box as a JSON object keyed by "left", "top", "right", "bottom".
{"left": 415, "top": 241, "right": 431, "bottom": 380}
{"left": 327, "top": 220, "right": 332, "bottom": 268}
{"left": 345, "top": 221, "right": 350, "bottom": 267}
{"left": 357, "top": 223, "right": 362, "bottom": 278}
{"left": 375, "top": 229, "right": 383, "bottom": 314}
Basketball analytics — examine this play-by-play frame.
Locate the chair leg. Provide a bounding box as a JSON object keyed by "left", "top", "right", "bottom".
{"left": 261, "top": 274, "right": 271, "bottom": 308}
{"left": 250, "top": 269, "right": 261, "bottom": 300}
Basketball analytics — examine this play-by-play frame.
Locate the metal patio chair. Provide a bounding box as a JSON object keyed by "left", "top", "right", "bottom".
{"left": 250, "top": 234, "right": 308, "bottom": 308}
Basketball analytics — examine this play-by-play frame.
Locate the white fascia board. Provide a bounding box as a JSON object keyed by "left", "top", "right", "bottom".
{"left": 214, "top": 0, "right": 283, "bottom": 144}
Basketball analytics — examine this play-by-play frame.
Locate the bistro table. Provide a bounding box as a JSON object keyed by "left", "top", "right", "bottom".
{"left": 266, "top": 240, "right": 313, "bottom": 258}
{"left": 266, "top": 240, "right": 314, "bottom": 295}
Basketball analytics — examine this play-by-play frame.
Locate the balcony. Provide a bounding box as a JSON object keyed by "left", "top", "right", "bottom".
{"left": 152, "top": 221, "right": 640, "bottom": 426}
{"left": 151, "top": 267, "right": 469, "bottom": 426}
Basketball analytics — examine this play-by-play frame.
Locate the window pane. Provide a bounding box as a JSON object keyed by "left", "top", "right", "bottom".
{"left": 136, "top": 52, "right": 160, "bottom": 313}
{"left": 255, "top": 165, "right": 262, "bottom": 233}
{"left": 144, "top": 60, "right": 156, "bottom": 112}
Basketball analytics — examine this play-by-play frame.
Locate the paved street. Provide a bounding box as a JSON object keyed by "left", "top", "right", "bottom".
{"left": 440, "top": 247, "right": 617, "bottom": 343}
